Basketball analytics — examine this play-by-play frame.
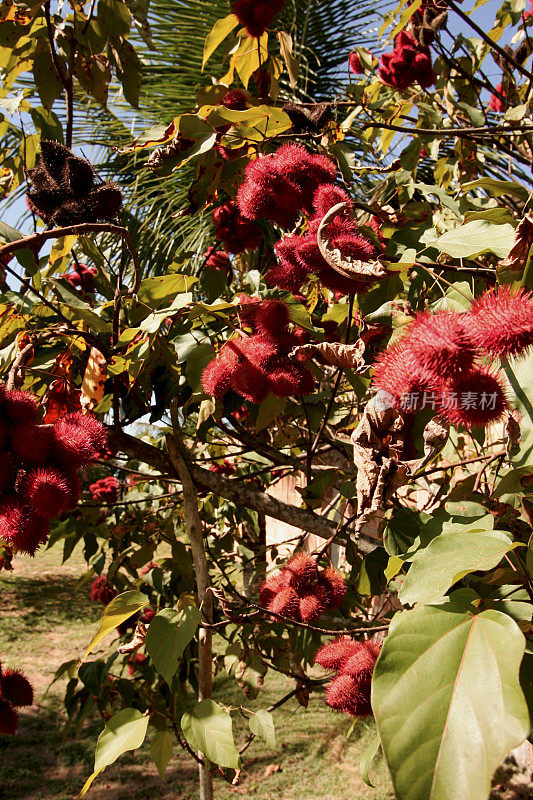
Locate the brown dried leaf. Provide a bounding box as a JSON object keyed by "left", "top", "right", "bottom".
{"left": 506, "top": 408, "right": 522, "bottom": 455}
{"left": 295, "top": 681, "right": 310, "bottom": 708}
{"left": 117, "top": 621, "right": 147, "bottom": 654}
{"left": 291, "top": 339, "right": 366, "bottom": 369}
{"left": 498, "top": 214, "right": 533, "bottom": 275}
{"left": 81, "top": 347, "right": 107, "bottom": 412}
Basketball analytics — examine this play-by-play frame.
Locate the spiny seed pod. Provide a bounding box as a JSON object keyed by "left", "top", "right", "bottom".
{"left": 314, "top": 636, "right": 361, "bottom": 671}
{"left": 90, "top": 575, "right": 117, "bottom": 605}
{"left": 318, "top": 568, "right": 346, "bottom": 608}
{"left": 372, "top": 340, "right": 427, "bottom": 405}
{"left": 298, "top": 592, "right": 325, "bottom": 623}
{"left": 268, "top": 362, "right": 315, "bottom": 397}
{"left": 0, "top": 697, "right": 18, "bottom": 736}
{"left": 20, "top": 467, "right": 77, "bottom": 518}
{"left": 10, "top": 424, "right": 53, "bottom": 465}
{"left": 378, "top": 31, "right": 435, "bottom": 90}
{"left": 201, "top": 358, "right": 234, "bottom": 398}
{"left": 284, "top": 553, "right": 318, "bottom": 590}
{"left": 232, "top": 0, "right": 286, "bottom": 38}
{"left": 253, "top": 300, "right": 291, "bottom": 337}
{"left": 9, "top": 513, "right": 50, "bottom": 556}
{"left": 1, "top": 389, "right": 40, "bottom": 425}
{"left": 325, "top": 673, "right": 372, "bottom": 716}
{"left": 268, "top": 586, "right": 300, "bottom": 619}
{"left": 0, "top": 670, "right": 34, "bottom": 707}
{"left": 0, "top": 453, "right": 16, "bottom": 494}
{"left": 312, "top": 184, "right": 352, "bottom": 220}
{"left": 259, "top": 572, "right": 288, "bottom": 606}
{"left": 439, "top": 366, "right": 508, "bottom": 430}
{"left": 53, "top": 412, "right": 107, "bottom": 468}
{"left": 339, "top": 642, "right": 381, "bottom": 680}
{"left": 349, "top": 51, "right": 364, "bottom": 74}
{"left": 406, "top": 310, "right": 476, "bottom": 382}
{"left": 467, "top": 285, "right": 533, "bottom": 358}
{"left": 89, "top": 476, "right": 119, "bottom": 503}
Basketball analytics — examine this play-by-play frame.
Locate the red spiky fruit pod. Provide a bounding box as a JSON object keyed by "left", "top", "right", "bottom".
{"left": 378, "top": 31, "right": 435, "bottom": 90}
{"left": 10, "top": 424, "right": 52, "bottom": 464}
{"left": 89, "top": 476, "right": 119, "bottom": 503}
{"left": 284, "top": 553, "right": 318, "bottom": 589}
{"left": 65, "top": 263, "right": 97, "bottom": 292}
{"left": 212, "top": 201, "right": 262, "bottom": 254}
{"left": 231, "top": 358, "right": 271, "bottom": 403}
{"left": 268, "top": 361, "right": 316, "bottom": 397}
{"left": 349, "top": 51, "right": 363, "bottom": 74}
{"left": 208, "top": 460, "right": 235, "bottom": 476}
{"left": 268, "top": 586, "right": 300, "bottom": 619}
{"left": 0, "top": 497, "right": 25, "bottom": 544}
{"left": 237, "top": 155, "right": 303, "bottom": 228}
{"left": 0, "top": 453, "right": 16, "bottom": 494}
{"left": 326, "top": 673, "right": 373, "bottom": 716}
{"left": 439, "top": 366, "right": 508, "bottom": 430}
{"left": 339, "top": 641, "right": 381, "bottom": 680}
{"left": 0, "top": 698, "right": 18, "bottom": 735}
{"left": 314, "top": 636, "right": 361, "bottom": 671}
{"left": 267, "top": 235, "right": 312, "bottom": 293}
{"left": 52, "top": 412, "right": 107, "bottom": 467}
{"left": 275, "top": 144, "right": 337, "bottom": 214}
{"left": 20, "top": 467, "right": 78, "bottom": 518}
{"left": 1, "top": 670, "right": 34, "bottom": 706}
{"left": 312, "top": 184, "right": 352, "bottom": 219}
{"left": 467, "top": 285, "right": 533, "bottom": 358}
{"left": 259, "top": 571, "right": 289, "bottom": 606}
{"left": 298, "top": 592, "right": 326, "bottom": 623}
{"left": 10, "top": 513, "right": 50, "bottom": 556}
{"left": 253, "top": 300, "right": 290, "bottom": 337}
{"left": 406, "top": 310, "right": 476, "bottom": 382}
{"left": 489, "top": 83, "right": 506, "bottom": 113}
{"left": 205, "top": 250, "right": 232, "bottom": 276}
{"left": 372, "top": 340, "right": 427, "bottom": 407}
{"left": 232, "top": 0, "right": 286, "bottom": 38}
{"left": 318, "top": 568, "right": 346, "bottom": 609}
{"left": 202, "top": 358, "right": 234, "bottom": 398}
{"left": 90, "top": 575, "right": 117, "bottom": 605}
{"left": 141, "top": 607, "right": 156, "bottom": 624}
{"left": 220, "top": 89, "right": 248, "bottom": 110}
{"left": 2, "top": 389, "right": 40, "bottom": 425}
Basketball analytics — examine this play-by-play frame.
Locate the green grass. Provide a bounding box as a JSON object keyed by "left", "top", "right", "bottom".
{"left": 0, "top": 544, "right": 394, "bottom": 800}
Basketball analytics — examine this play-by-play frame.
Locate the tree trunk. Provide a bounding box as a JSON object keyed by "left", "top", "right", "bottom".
{"left": 168, "top": 422, "right": 214, "bottom": 800}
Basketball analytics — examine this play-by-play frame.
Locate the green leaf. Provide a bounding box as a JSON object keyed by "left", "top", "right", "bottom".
{"left": 79, "top": 709, "right": 149, "bottom": 797}
{"left": 249, "top": 709, "right": 276, "bottom": 749}
{"left": 49, "top": 279, "right": 112, "bottom": 332}
{"left": 181, "top": 699, "right": 240, "bottom": 770}
{"left": 435, "top": 220, "right": 516, "bottom": 259}
{"left": 137, "top": 273, "right": 196, "bottom": 309}
{"left": 277, "top": 31, "right": 299, "bottom": 87}
{"left": 503, "top": 352, "right": 533, "bottom": 467}
{"left": 359, "top": 732, "right": 381, "bottom": 788}
{"left": 399, "top": 529, "right": 518, "bottom": 605}
{"left": 372, "top": 603, "right": 530, "bottom": 800}
{"left": 202, "top": 13, "right": 239, "bottom": 69}
{"left": 461, "top": 177, "right": 530, "bottom": 203}
{"left": 255, "top": 393, "right": 287, "bottom": 432}
{"left": 150, "top": 730, "right": 173, "bottom": 781}
{"left": 145, "top": 606, "right": 201, "bottom": 686}
{"left": 82, "top": 590, "right": 149, "bottom": 663}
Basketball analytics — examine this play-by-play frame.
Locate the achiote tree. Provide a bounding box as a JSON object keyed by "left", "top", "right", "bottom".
{"left": 0, "top": 1, "right": 533, "bottom": 799}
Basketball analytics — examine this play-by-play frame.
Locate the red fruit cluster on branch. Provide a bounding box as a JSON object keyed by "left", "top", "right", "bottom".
{"left": 209, "top": 460, "right": 235, "bottom": 475}
{"left": 489, "top": 83, "right": 506, "bottom": 113}
{"left": 349, "top": 51, "right": 364, "bottom": 75}
{"left": 237, "top": 144, "right": 337, "bottom": 229}
{"left": 315, "top": 637, "right": 380, "bottom": 717}
{"left": 90, "top": 575, "right": 117, "bottom": 605}
{"left": 378, "top": 32, "right": 435, "bottom": 90}
{"left": 259, "top": 553, "right": 346, "bottom": 623}
{"left": 0, "top": 662, "right": 33, "bottom": 736}
{"left": 232, "top": 0, "right": 286, "bottom": 38}
{"left": 65, "top": 263, "right": 97, "bottom": 293}
{"left": 202, "top": 299, "right": 315, "bottom": 402}
{"left": 220, "top": 89, "right": 248, "bottom": 110}
{"left": 89, "top": 476, "right": 119, "bottom": 503}
{"left": 0, "top": 386, "right": 107, "bottom": 556}
{"left": 372, "top": 286, "right": 533, "bottom": 429}
{"left": 205, "top": 250, "right": 232, "bottom": 278}
{"left": 212, "top": 201, "right": 262, "bottom": 254}
{"left": 266, "top": 183, "right": 376, "bottom": 295}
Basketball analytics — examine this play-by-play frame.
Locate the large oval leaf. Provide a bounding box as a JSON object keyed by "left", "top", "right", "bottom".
{"left": 399, "top": 528, "right": 519, "bottom": 605}
{"left": 145, "top": 605, "right": 201, "bottom": 686}
{"left": 435, "top": 220, "right": 515, "bottom": 259}
{"left": 181, "top": 699, "right": 240, "bottom": 770}
{"left": 372, "top": 602, "right": 529, "bottom": 800}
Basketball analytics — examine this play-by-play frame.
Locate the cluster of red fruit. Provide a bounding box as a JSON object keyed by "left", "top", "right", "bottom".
{"left": 202, "top": 299, "right": 315, "bottom": 402}
{"left": 267, "top": 183, "right": 377, "bottom": 295}
{"left": 233, "top": 0, "right": 286, "bottom": 38}
{"left": 212, "top": 201, "right": 262, "bottom": 255}
{"left": 89, "top": 476, "right": 119, "bottom": 503}
{"left": 373, "top": 286, "right": 533, "bottom": 429}
{"left": 0, "top": 386, "right": 107, "bottom": 555}
{"left": 0, "top": 663, "right": 34, "bottom": 736}
{"left": 378, "top": 31, "right": 435, "bottom": 90}
{"left": 315, "top": 637, "right": 380, "bottom": 717}
{"left": 90, "top": 575, "right": 117, "bottom": 605}
{"left": 65, "top": 263, "right": 97, "bottom": 293}
{"left": 208, "top": 460, "right": 236, "bottom": 476}
{"left": 259, "top": 553, "right": 346, "bottom": 624}
{"left": 489, "top": 83, "right": 507, "bottom": 113}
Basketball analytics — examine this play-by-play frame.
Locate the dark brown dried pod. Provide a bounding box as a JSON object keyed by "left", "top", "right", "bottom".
{"left": 282, "top": 102, "right": 332, "bottom": 134}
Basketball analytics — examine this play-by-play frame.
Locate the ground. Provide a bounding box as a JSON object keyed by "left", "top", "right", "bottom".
{"left": 0, "top": 543, "right": 394, "bottom": 800}
{"left": 1, "top": 544, "right": 530, "bottom": 800}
